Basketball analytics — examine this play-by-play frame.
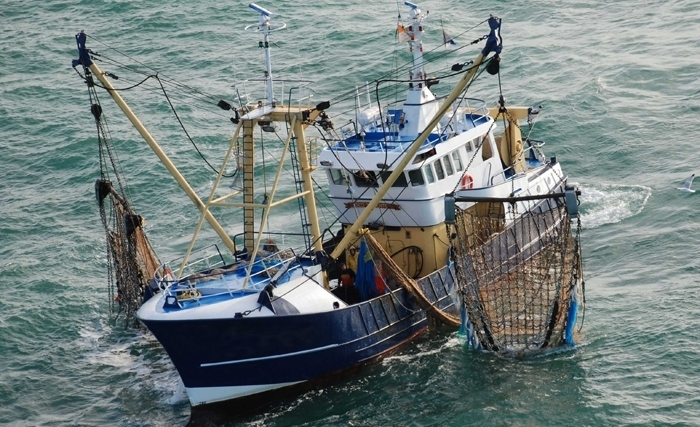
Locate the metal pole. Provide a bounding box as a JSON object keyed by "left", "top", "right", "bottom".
{"left": 453, "top": 190, "right": 581, "bottom": 204}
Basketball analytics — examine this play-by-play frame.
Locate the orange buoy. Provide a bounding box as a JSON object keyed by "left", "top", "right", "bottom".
{"left": 461, "top": 174, "right": 474, "bottom": 190}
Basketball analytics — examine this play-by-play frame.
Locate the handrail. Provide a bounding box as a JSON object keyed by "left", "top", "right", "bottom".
{"left": 452, "top": 189, "right": 581, "bottom": 203}
{"left": 170, "top": 247, "right": 299, "bottom": 299}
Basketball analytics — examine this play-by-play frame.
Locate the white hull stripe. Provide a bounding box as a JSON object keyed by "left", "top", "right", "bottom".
{"left": 200, "top": 343, "right": 340, "bottom": 367}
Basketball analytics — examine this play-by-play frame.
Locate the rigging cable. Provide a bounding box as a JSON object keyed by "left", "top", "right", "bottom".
{"left": 155, "top": 75, "right": 237, "bottom": 177}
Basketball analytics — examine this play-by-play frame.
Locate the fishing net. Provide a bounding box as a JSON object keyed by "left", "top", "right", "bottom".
{"left": 96, "top": 180, "right": 160, "bottom": 328}
{"left": 76, "top": 61, "right": 162, "bottom": 328}
{"left": 450, "top": 202, "right": 583, "bottom": 355}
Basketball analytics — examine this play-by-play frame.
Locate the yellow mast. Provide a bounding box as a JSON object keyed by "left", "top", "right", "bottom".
{"left": 242, "top": 119, "right": 257, "bottom": 254}
{"left": 85, "top": 60, "right": 238, "bottom": 256}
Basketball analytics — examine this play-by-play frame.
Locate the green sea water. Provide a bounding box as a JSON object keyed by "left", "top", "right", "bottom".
{"left": 2, "top": 0, "right": 700, "bottom": 425}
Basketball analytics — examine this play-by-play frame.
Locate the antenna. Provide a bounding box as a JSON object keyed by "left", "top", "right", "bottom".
{"left": 244, "top": 3, "right": 286, "bottom": 109}
{"left": 248, "top": 3, "right": 274, "bottom": 17}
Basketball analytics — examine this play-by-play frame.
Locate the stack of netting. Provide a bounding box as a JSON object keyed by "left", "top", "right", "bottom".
{"left": 451, "top": 203, "right": 582, "bottom": 354}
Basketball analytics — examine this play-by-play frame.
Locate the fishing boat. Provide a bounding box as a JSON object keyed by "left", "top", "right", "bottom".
{"left": 73, "top": 1, "right": 583, "bottom": 411}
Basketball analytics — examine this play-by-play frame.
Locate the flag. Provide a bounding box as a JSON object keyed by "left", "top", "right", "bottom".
{"left": 355, "top": 240, "right": 378, "bottom": 300}
{"left": 440, "top": 19, "right": 456, "bottom": 47}
{"left": 442, "top": 25, "right": 456, "bottom": 47}
{"left": 481, "top": 16, "right": 502, "bottom": 56}
{"left": 442, "top": 29, "right": 456, "bottom": 46}
{"left": 397, "top": 24, "right": 411, "bottom": 43}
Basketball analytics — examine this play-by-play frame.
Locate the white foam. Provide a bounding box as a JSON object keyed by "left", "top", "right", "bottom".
{"left": 577, "top": 183, "right": 651, "bottom": 229}
{"left": 165, "top": 378, "right": 189, "bottom": 405}
{"left": 596, "top": 76, "right": 607, "bottom": 93}
{"left": 76, "top": 319, "right": 182, "bottom": 402}
{"left": 382, "top": 334, "right": 461, "bottom": 364}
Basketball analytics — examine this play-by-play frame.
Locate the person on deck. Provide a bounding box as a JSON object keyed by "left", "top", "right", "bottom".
{"left": 339, "top": 263, "right": 355, "bottom": 287}
{"left": 346, "top": 246, "right": 358, "bottom": 272}
{"left": 332, "top": 262, "right": 360, "bottom": 304}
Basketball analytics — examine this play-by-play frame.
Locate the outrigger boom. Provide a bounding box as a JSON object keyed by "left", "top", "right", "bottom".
{"left": 74, "top": 7, "right": 324, "bottom": 278}
{"left": 74, "top": 31, "right": 239, "bottom": 258}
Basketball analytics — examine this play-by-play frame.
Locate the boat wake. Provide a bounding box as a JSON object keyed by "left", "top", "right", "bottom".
{"left": 77, "top": 321, "right": 184, "bottom": 405}
{"left": 166, "top": 379, "right": 189, "bottom": 405}
{"left": 576, "top": 183, "right": 651, "bottom": 229}
{"left": 382, "top": 335, "right": 462, "bottom": 365}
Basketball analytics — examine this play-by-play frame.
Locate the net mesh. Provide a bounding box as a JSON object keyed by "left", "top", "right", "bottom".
{"left": 450, "top": 203, "right": 582, "bottom": 354}
{"left": 83, "top": 72, "right": 161, "bottom": 328}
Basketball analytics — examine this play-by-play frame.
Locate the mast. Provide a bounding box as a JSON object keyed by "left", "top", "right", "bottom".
{"left": 398, "top": 2, "right": 439, "bottom": 140}
{"left": 405, "top": 1, "right": 426, "bottom": 87}
{"left": 329, "top": 16, "right": 503, "bottom": 259}
{"left": 242, "top": 3, "right": 286, "bottom": 254}
{"left": 249, "top": 3, "right": 276, "bottom": 108}
{"left": 74, "top": 4, "right": 325, "bottom": 279}
{"left": 238, "top": 4, "right": 324, "bottom": 261}
{"left": 242, "top": 116, "right": 256, "bottom": 254}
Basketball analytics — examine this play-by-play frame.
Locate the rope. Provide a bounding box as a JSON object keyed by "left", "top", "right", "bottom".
{"left": 155, "top": 76, "right": 237, "bottom": 178}
{"left": 364, "top": 233, "right": 460, "bottom": 327}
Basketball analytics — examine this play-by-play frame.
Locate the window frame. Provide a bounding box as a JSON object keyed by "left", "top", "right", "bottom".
{"left": 434, "top": 160, "right": 445, "bottom": 180}
{"left": 452, "top": 151, "right": 463, "bottom": 171}
{"left": 424, "top": 164, "right": 436, "bottom": 184}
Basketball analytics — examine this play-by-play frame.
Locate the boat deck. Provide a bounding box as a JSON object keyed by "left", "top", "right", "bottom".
{"left": 328, "top": 112, "right": 490, "bottom": 153}
{"left": 161, "top": 251, "right": 312, "bottom": 311}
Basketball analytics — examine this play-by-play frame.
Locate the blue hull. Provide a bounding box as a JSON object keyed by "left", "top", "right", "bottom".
{"left": 140, "top": 266, "right": 458, "bottom": 403}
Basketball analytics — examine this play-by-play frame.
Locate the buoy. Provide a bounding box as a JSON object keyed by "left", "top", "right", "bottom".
{"left": 461, "top": 174, "right": 474, "bottom": 190}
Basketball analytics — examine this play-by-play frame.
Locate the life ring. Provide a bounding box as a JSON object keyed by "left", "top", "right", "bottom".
{"left": 461, "top": 174, "right": 474, "bottom": 190}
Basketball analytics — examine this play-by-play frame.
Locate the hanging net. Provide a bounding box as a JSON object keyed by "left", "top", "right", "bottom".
{"left": 96, "top": 180, "right": 160, "bottom": 328}
{"left": 450, "top": 202, "right": 583, "bottom": 355}
{"left": 80, "top": 65, "right": 161, "bottom": 328}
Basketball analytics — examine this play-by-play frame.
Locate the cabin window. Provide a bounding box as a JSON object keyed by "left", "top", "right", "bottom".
{"left": 329, "top": 168, "right": 346, "bottom": 185}
{"left": 443, "top": 155, "right": 454, "bottom": 176}
{"left": 352, "top": 170, "right": 378, "bottom": 187}
{"left": 408, "top": 169, "right": 425, "bottom": 186}
{"left": 434, "top": 160, "right": 445, "bottom": 180}
{"left": 424, "top": 165, "right": 435, "bottom": 184}
{"left": 412, "top": 147, "right": 437, "bottom": 164}
{"left": 481, "top": 135, "right": 493, "bottom": 160}
{"left": 379, "top": 171, "right": 408, "bottom": 187}
{"left": 465, "top": 140, "right": 474, "bottom": 153}
{"left": 452, "top": 151, "right": 463, "bottom": 171}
